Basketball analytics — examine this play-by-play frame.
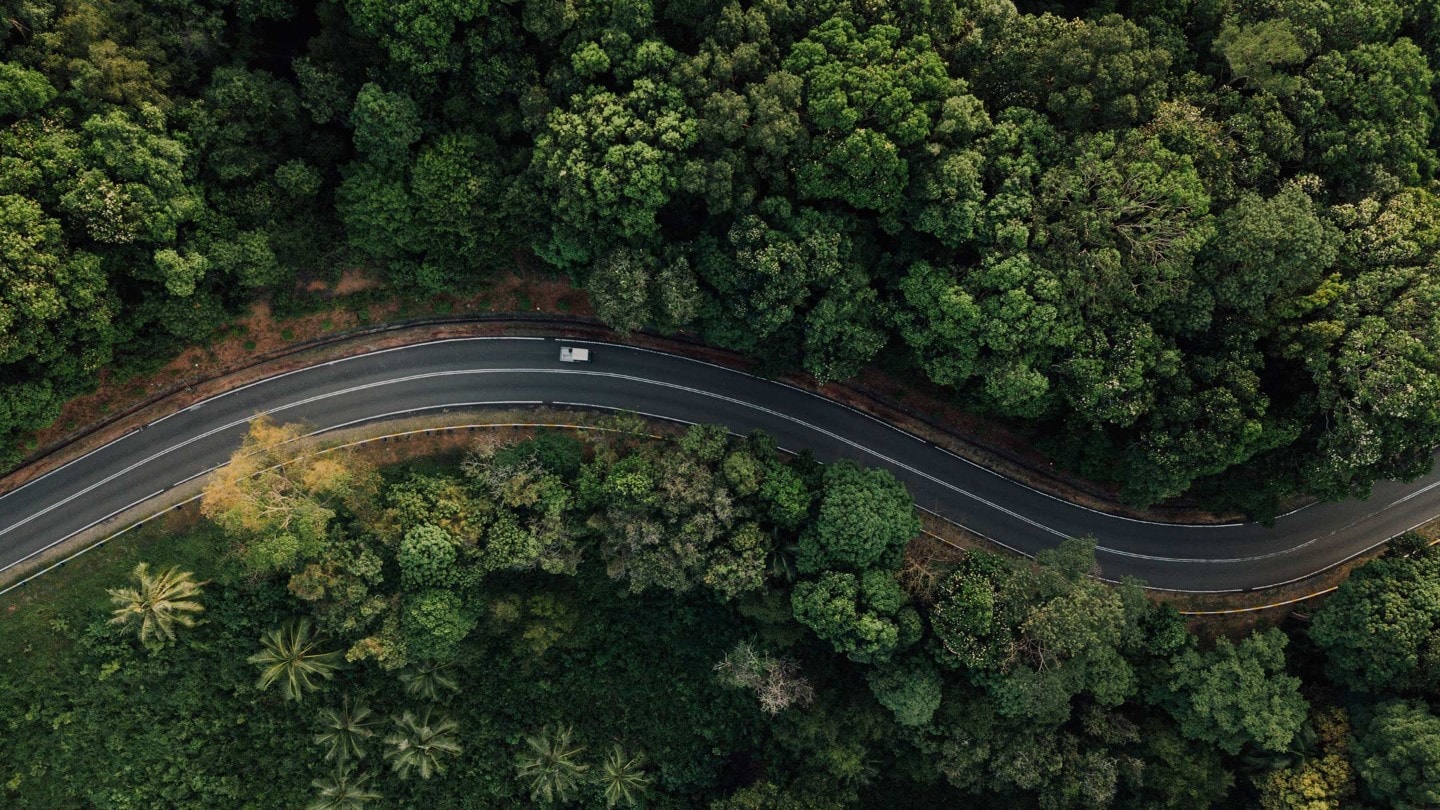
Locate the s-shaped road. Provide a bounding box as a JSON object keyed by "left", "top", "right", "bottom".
{"left": 3, "top": 337, "right": 1439, "bottom": 593}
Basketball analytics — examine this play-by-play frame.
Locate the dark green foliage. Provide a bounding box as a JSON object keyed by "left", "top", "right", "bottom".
{"left": 1352, "top": 700, "right": 1440, "bottom": 809}
{"left": 1310, "top": 548, "right": 1440, "bottom": 694}
{"left": 5, "top": 0, "right": 1440, "bottom": 511}
{"left": 11, "top": 430, "right": 1440, "bottom": 808}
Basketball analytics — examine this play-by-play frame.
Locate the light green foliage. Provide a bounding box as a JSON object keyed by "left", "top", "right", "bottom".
{"left": 397, "top": 524, "right": 458, "bottom": 590}
{"left": 250, "top": 617, "right": 345, "bottom": 702}
{"left": 929, "top": 540, "right": 1144, "bottom": 725}
{"left": 151, "top": 247, "right": 210, "bottom": 296}
{"left": 600, "top": 745, "right": 652, "bottom": 808}
{"left": 106, "top": 562, "right": 206, "bottom": 644}
{"left": 1256, "top": 707, "right": 1356, "bottom": 810}
{"left": 1157, "top": 629, "right": 1308, "bottom": 755}
{"left": 384, "top": 709, "right": 461, "bottom": 780}
{"left": 0, "top": 62, "right": 56, "bottom": 117}
{"left": 1352, "top": 700, "right": 1440, "bottom": 809}
{"left": 349, "top": 84, "right": 422, "bottom": 169}
{"left": 796, "top": 460, "right": 919, "bottom": 575}
{"left": 314, "top": 697, "right": 380, "bottom": 764}
{"left": 1310, "top": 549, "right": 1440, "bottom": 694}
{"left": 308, "top": 764, "right": 382, "bottom": 809}
{"left": 516, "top": 724, "right": 589, "bottom": 804}
{"left": 402, "top": 589, "right": 475, "bottom": 662}
{"left": 791, "top": 570, "right": 918, "bottom": 663}
{"left": 276, "top": 160, "right": 323, "bottom": 198}
{"left": 532, "top": 80, "right": 697, "bottom": 267}
{"left": 61, "top": 109, "right": 200, "bottom": 245}
{"left": 0, "top": 194, "right": 111, "bottom": 366}
{"left": 1214, "top": 20, "right": 1308, "bottom": 95}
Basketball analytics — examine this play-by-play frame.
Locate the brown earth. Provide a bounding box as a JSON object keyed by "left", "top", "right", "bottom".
{"left": 4, "top": 271, "right": 1367, "bottom": 620}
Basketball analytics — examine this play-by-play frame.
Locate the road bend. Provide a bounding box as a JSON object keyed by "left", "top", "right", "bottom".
{"left": 3, "top": 337, "right": 1439, "bottom": 593}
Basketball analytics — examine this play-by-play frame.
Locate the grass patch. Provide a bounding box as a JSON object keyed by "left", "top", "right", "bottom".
{"left": 243, "top": 339, "right": 257, "bottom": 351}
{"left": 280, "top": 327, "right": 296, "bottom": 341}
{"left": 0, "top": 517, "right": 225, "bottom": 661}
{"left": 515, "top": 291, "right": 533, "bottom": 311}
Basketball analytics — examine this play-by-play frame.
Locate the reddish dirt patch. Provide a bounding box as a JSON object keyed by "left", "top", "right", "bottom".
{"left": 24, "top": 271, "right": 594, "bottom": 456}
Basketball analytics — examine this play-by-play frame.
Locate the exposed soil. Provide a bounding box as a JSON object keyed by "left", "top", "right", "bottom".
{"left": 3, "top": 271, "right": 1367, "bottom": 619}
{"left": 22, "top": 270, "right": 593, "bottom": 463}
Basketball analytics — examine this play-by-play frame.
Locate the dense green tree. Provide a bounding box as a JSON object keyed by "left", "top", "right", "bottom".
{"left": 397, "top": 524, "right": 459, "bottom": 590}
{"left": 532, "top": 79, "right": 697, "bottom": 268}
{"left": 1301, "top": 39, "right": 1436, "bottom": 189}
{"left": 1309, "top": 549, "right": 1440, "bottom": 694}
{"left": 865, "top": 654, "right": 942, "bottom": 727}
{"left": 1155, "top": 629, "right": 1308, "bottom": 755}
{"left": 796, "top": 460, "right": 919, "bottom": 575}
{"left": 1352, "top": 700, "right": 1440, "bottom": 809}
{"left": 792, "top": 570, "right": 919, "bottom": 663}
{"left": 402, "top": 588, "right": 475, "bottom": 662}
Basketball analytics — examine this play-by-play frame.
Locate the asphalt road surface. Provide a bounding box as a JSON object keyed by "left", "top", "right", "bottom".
{"left": 3, "top": 337, "right": 1438, "bottom": 593}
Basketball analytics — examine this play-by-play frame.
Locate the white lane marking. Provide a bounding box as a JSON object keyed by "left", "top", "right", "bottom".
{"left": 8, "top": 335, "right": 1440, "bottom": 582}
{"left": 561, "top": 337, "right": 1272, "bottom": 527}
{"left": 0, "top": 414, "right": 1284, "bottom": 596}
{"left": 1389, "top": 477, "right": 1440, "bottom": 509}
{"left": 0, "top": 410, "right": 269, "bottom": 541}
{"left": 0, "top": 432, "right": 138, "bottom": 503}
{"left": 0, "top": 364, "right": 1394, "bottom": 567}
{"left": 0, "top": 491, "right": 197, "bottom": 598}
{"left": 0, "top": 336, "right": 548, "bottom": 505}
{"left": 0, "top": 490, "right": 163, "bottom": 574}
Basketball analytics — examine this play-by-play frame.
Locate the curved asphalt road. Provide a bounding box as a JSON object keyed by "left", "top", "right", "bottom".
{"left": 2, "top": 337, "right": 1439, "bottom": 593}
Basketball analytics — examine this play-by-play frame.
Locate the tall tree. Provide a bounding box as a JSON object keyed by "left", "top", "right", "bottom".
{"left": 106, "top": 562, "right": 206, "bottom": 643}
{"left": 307, "top": 764, "right": 382, "bottom": 810}
{"left": 314, "top": 697, "right": 381, "bottom": 764}
{"left": 600, "top": 744, "right": 652, "bottom": 809}
{"left": 517, "top": 724, "right": 590, "bottom": 804}
{"left": 383, "top": 709, "right": 462, "bottom": 780}
{"left": 249, "top": 617, "right": 345, "bottom": 702}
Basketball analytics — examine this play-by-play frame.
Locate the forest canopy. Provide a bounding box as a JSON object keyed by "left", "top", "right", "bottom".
{"left": 4, "top": 422, "right": 1439, "bottom": 808}
{"left": 2, "top": 0, "right": 1439, "bottom": 512}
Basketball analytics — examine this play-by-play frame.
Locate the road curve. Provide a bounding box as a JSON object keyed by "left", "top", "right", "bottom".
{"left": 2, "top": 337, "right": 1438, "bottom": 593}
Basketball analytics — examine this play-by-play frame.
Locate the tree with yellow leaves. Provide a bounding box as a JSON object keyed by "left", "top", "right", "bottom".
{"left": 201, "top": 417, "right": 378, "bottom": 573}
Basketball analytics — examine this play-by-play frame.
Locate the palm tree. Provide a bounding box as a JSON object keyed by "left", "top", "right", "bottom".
{"left": 107, "top": 562, "right": 206, "bottom": 643}
{"left": 307, "top": 764, "right": 381, "bottom": 810}
{"left": 517, "top": 724, "right": 589, "bottom": 805}
{"left": 399, "top": 662, "right": 461, "bottom": 702}
{"left": 600, "top": 744, "right": 652, "bottom": 808}
{"left": 383, "top": 709, "right": 462, "bottom": 780}
{"left": 315, "top": 696, "right": 380, "bottom": 763}
{"left": 248, "top": 617, "right": 343, "bottom": 702}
